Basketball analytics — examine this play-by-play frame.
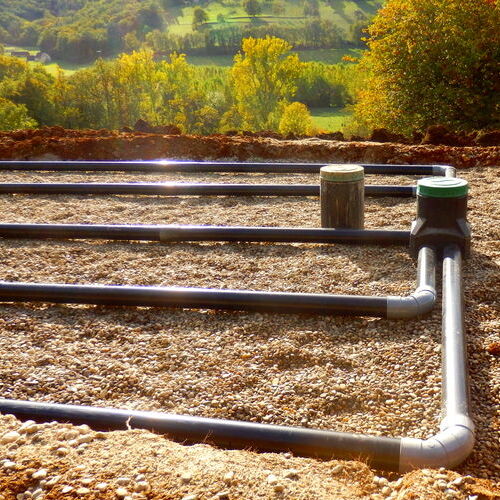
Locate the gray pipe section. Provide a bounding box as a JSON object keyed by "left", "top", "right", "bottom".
{"left": 0, "top": 246, "right": 474, "bottom": 471}
{"left": 386, "top": 246, "right": 436, "bottom": 318}
{"left": 0, "top": 183, "right": 415, "bottom": 197}
{"left": 399, "top": 245, "right": 474, "bottom": 471}
{"left": 0, "top": 161, "right": 453, "bottom": 175}
{"left": 0, "top": 399, "right": 401, "bottom": 470}
{"left": 0, "top": 224, "right": 411, "bottom": 245}
{"left": 0, "top": 247, "right": 434, "bottom": 318}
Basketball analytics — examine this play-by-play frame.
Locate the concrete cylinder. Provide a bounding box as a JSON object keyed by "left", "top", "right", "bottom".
{"left": 320, "top": 165, "right": 365, "bottom": 228}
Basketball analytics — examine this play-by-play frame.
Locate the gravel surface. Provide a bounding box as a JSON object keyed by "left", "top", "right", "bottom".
{"left": 0, "top": 163, "right": 498, "bottom": 499}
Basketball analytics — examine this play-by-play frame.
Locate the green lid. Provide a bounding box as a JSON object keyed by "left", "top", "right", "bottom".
{"left": 320, "top": 164, "right": 364, "bottom": 182}
{"left": 417, "top": 177, "right": 469, "bottom": 198}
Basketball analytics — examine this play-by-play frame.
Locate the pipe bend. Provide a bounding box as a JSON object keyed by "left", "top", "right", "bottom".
{"left": 386, "top": 287, "right": 436, "bottom": 319}
{"left": 399, "top": 418, "right": 475, "bottom": 471}
{"left": 432, "top": 165, "right": 456, "bottom": 178}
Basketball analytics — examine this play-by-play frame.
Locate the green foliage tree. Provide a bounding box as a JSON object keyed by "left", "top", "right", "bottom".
{"left": 243, "top": 0, "right": 262, "bottom": 17}
{"left": 278, "top": 101, "right": 315, "bottom": 135}
{"left": 230, "top": 36, "right": 302, "bottom": 130}
{"left": 0, "top": 98, "right": 37, "bottom": 130}
{"left": 354, "top": 0, "right": 500, "bottom": 133}
{"left": 192, "top": 7, "right": 208, "bottom": 30}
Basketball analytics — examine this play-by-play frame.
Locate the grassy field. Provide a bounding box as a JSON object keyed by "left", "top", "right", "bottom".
{"left": 170, "top": 0, "right": 381, "bottom": 35}
{"left": 310, "top": 107, "right": 352, "bottom": 132}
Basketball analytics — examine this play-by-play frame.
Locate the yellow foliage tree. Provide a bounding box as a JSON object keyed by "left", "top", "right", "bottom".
{"left": 230, "top": 36, "right": 303, "bottom": 131}
{"left": 278, "top": 102, "right": 315, "bottom": 135}
{"left": 353, "top": 0, "right": 500, "bottom": 133}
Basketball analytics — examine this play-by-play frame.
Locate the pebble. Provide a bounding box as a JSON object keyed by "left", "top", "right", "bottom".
{"left": 45, "top": 476, "right": 60, "bottom": 487}
{"left": 32, "top": 469, "right": 48, "bottom": 480}
{"left": 95, "top": 482, "right": 108, "bottom": 491}
{"left": 181, "top": 496, "right": 198, "bottom": 500}
{"left": 116, "top": 477, "right": 131, "bottom": 486}
{"left": 76, "top": 487, "right": 90, "bottom": 496}
{"left": 181, "top": 472, "right": 193, "bottom": 484}
{"left": 381, "top": 486, "right": 391, "bottom": 495}
{"left": 134, "top": 481, "right": 150, "bottom": 492}
{"left": 19, "top": 421, "right": 38, "bottom": 434}
{"left": 56, "top": 447, "right": 68, "bottom": 456}
{"left": 61, "top": 486, "right": 73, "bottom": 493}
{"left": 331, "top": 464, "right": 343, "bottom": 474}
{"left": 284, "top": 469, "right": 299, "bottom": 479}
{"left": 223, "top": 471, "right": 234, "bottom": 484}
{"left": 266, "top": 474, "right": 278, "bottom": 485}
{"left": 3, "top": 461, "right": 17, "bottom": 470}
{"left": 1, "top": 431, "right": 20, "bottom": 444}
{"left": 116, "top": 488, "right": 129, "bottom": 498}
{"left": 80, "top": 478, "right": 93, "bottom": 486}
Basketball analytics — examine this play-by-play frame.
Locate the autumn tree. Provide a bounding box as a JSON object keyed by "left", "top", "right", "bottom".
{"left": 192, "top": 7, "right": 208, "bottom": 30}
{"left": 353, "top": 0, "right": 500, "bottom": 133}
{"left": 228, "top": 36, "right": 302, "bottom": 130}
{"left": 243, "top": 0, "right": 262, "bottom": 17}
{"left": 278, "top": 102, "right": 315, "bottom": 135}
{"left": 0, "top": 98, "right": 37, "bottom": 130}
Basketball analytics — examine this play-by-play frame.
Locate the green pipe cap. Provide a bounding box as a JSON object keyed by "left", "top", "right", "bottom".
{"left": 417, "top": 177, "right": 469, "bottom": 198}
{"left": 320, "top": 164, "right": 364, "bottom": 182}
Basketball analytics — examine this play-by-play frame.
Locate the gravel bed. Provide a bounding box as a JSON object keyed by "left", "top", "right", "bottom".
{"left": 0, "top": 165, "right": 497, "bottom": 495}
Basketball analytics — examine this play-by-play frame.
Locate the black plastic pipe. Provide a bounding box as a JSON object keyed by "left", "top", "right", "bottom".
{"left": 0, "top": 224, "right": 411, "bottom": 245}
{"left": 0, "top": 399, "right": 401, "bottom": 470}
{"left": 0, "top": 282, "right": 388, "bottom": 316}
{"left": 0, "top": 183, "right": 414, "bottom": 197}
{"left": 0, "top": 161, "right": 452, "bottom": 175}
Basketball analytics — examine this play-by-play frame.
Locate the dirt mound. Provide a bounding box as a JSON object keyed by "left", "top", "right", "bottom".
{"left": 0, "top": 127, "right": 499, "bottom": 168}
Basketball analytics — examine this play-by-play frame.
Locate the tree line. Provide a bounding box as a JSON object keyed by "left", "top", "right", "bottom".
{"left": 0, "top": 38, "right": 359, "bottom": 134}
{"left": 1, "top": 0, "right": 498, "bottom": 136}
{"left": 0, "top": 0, "right": 370, "bottom": 64}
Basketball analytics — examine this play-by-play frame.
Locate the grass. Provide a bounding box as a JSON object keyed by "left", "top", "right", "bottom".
{"left": 171, "top": 0, "right": 382, "bottom": 36}
{"left": 310, "top": 107, "right": 352, "bottom": 132}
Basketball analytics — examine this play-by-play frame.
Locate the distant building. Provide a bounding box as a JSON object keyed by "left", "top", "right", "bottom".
{"left": 10, "top": 51, "right": 30, "bottom": 58}
{"left": 35, "top": 52, "right": 51, "bottom": 64}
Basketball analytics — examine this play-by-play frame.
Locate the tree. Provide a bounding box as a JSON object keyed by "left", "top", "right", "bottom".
{"left": 353, "top": 0, "right": 500, "bottom": 134}
{"left": 230, "top": 36, "right": 302, "bottom": 130}
{"left": 192, "top": 7, "right": 208, "bottom": 30}
{"left": 278, "top": 102, "right": 315, "bottom": 135}
{"left": 243, "top": 0, "right": 262, "bottom": 17}
{"left": 0, "top": 98, "right": 37, "bottom": 130}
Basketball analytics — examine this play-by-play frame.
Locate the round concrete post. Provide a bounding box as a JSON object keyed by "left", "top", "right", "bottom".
{"left": 320, "top": 165, "right": 365, "bottom": 229}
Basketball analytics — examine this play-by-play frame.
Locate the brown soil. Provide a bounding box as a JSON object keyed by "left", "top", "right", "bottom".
{"left": 0, "top": 127, "right": 499, "bottom": 168}
{"left": 0, "top": 129, "right": 498, "bottom": 500}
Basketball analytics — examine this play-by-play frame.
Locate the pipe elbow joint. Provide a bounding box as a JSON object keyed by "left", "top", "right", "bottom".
{"left": 387, "top": 287, "right": 436, "bottom": 319}
{"left": 399, "top": 416, "right": 475, "bottom": 471}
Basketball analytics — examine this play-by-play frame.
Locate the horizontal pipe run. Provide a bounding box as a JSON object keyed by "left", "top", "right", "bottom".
{"left": 0, "top": 399, "right": 401, "bottom": 470}
{"left": 0, "top": 224, "right": 411, "bottom": 245}
{"left": 0, "top": 183, "right": 415, "bottom": 197}
{"left": 0, "top": 161, "right": 449, "bottom": 175}
{"left": 0, "top": 282, "right": 389, "bottom": 317}
{"left": 0, "top": 247, "right": 434, "bottom": 318}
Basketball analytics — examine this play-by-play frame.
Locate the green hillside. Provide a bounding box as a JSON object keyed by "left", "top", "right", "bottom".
{"left": 0, "top": 0, "right": 382, "bottom": 64}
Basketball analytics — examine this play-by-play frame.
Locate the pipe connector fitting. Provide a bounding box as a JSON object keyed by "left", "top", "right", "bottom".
{"left": 399, "top": 415, "right": 475, "bottom": 471}
{"left": 387, "top": 286, "right": 436, "bottom": 319}
{"left": 432, "top": 165, "right": 456, "bottom": 178}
